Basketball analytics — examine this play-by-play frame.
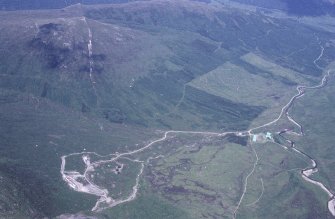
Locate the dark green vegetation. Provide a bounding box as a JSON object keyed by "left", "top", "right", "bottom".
{"left": 0, "top": 91, "right": 159, "bottom": 217}
{"left": 99, "top": 189, "right": 189, "bottom": 219}
{"left": 0, "top": 0, "right": 335, "bottom": 218}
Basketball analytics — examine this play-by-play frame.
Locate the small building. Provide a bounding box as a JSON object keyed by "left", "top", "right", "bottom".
{"left": 252, "top": 133, "right": 271, "bottom": 144}
{"left": 266, "top": 132, "right": 273, "bottom": 140}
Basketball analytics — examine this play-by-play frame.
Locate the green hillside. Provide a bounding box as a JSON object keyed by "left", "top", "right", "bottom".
{"left": 0, "top": 1, "right": 335, "bottom": 218}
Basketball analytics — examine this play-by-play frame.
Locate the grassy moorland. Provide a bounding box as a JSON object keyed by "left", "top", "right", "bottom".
{"left": 290, "top": 64, "right": 335, "bottom": 197}
{"left": 0, "top": 0, "right": 335, "bottom": 218}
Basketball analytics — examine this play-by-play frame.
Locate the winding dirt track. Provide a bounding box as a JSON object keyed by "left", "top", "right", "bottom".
{"left": 60, "top": 41, "right": 335, "bottom": 216}
{"left": 265, "top": 71, "right": 335, "bottom": 217}
{"left": 61, "top": 129, "right": 249, "bottom": 211}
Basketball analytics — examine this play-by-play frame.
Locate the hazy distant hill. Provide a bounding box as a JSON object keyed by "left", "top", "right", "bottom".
{"left": 1, "top": 0, "right": 334, "bottom": 16}
{"left": 226, "top": 0, "right": 335, "bottom": 16}
{"left": 284, "top": 0, "right": 335, "bottom": 16}
{"left": 0, "top": 0, "right": 134, "bottom": 10}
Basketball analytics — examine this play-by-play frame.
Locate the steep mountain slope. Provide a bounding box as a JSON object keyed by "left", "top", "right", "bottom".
{"left": 0, "top": 2, "right": 269, "bottom": 131}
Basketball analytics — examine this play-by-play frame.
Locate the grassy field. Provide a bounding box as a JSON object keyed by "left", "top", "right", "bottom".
{"left": 143, "top": 134, "right": 254, "bottom": 218}
{"left": 188, "top": 52, "right": 318, "bottom": 130}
